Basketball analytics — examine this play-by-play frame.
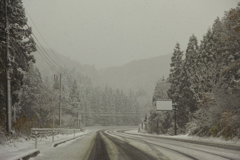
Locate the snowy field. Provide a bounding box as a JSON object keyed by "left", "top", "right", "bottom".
{"left": 125, "top": 129, "right": 240, "bottom": 146}
{"left": 0, "top": 129, "right": 91, "bottom": 160}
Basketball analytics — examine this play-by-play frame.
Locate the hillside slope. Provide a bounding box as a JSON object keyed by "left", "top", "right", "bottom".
{"left": 32, "top": 47, "right": 171, "bottom": 98}
{"left": 32, "top": 47, "right": 98, "bottom": 80}
{"left": 96, "top": 54, "right": 171, "bottom": 97}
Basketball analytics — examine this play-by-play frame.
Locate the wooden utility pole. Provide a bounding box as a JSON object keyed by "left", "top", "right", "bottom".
{"left": 77, "top": 102, "right": 79, "bottom": 129}
{"left": 83, "top": 104, "right": 85, "bottom": 127}
{"left": 59, "top": 73, "right": 62, "bottom": 128}
{"left": 114, "top": 104, "right": 116, "bottom": 126}
{"left": 77, "top": 113, "right": 80, "bottom": 129}
{"left": 5, "top": 0, "right": 12, "bottom": 133}
{"left": 53, "top": 74, "right": 55, "bottom": 129}
{"left": 75, "top": 102, "right": 81, "bottom": 129}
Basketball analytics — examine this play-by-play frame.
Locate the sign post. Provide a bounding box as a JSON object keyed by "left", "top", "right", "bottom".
{"left": 172, "top": 103, "right": 177, "bottom": 135}
{"left": 156, "top": 100, "right": 177, "bottom": 135}
{"left": 75, "top": 115, "right": 81, "bottom": 129}
{"left": 156, "top": 100, "right": 172, "bottom": 111}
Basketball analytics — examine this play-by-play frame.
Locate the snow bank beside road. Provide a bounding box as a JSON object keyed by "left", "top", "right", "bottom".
{"left": 0, "top": 130, "right": 90, "bottom": 160}
{"left": 125, "top": 129, "right": 240, "bottom": 146}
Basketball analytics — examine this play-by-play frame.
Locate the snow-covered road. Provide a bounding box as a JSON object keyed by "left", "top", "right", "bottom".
{"left": 105, "top": 129, "right": 240, "bottom": 160}
{"left": 4, "top": 127, "right": 240, "bottom": 160}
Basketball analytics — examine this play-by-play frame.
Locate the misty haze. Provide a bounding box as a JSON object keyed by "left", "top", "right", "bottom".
{"left": 0, "top": 0, "right": 240, "bottom": 160}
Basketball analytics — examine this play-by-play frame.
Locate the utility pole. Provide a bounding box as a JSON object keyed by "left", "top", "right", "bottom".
{"left": 114, "top": 104, "right": 116, "bottom": 126}
{"left": 77, "top": 113, "right": 79, "bottom": 129}
{"left": 77, "top": 103, "right": 79, "bottom": 129}
{"left": 83, "top": 104, "right": 85, "bottom": 127}
{"left": 53, "top": 74, "right": 55, "bottom": 129}
{"left": 5, "top": 0, "right": 12, "bottom": 134}
{"left": 59, "top": 73, "right": 62, "bottom": 128}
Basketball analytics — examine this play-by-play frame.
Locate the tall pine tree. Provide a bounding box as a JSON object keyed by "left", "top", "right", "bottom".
{"left": 0, "top": 0, "right": 36, "bottom": 131}
{"left": 168, "top": 43, "right": 183, "bottom": 103}
{"left": 178, "top": 35, "right": 199, "bottom": 127}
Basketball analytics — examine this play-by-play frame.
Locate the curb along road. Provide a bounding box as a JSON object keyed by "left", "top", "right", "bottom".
{"left": 52, "top": 134, "right": 84, "bottom": 147}
{"left": 122, "top": 131, "right": 240, "bottom": 151}
{"left": 6, "top": 134, "right": 84, "bottom": 160}
{"left": 8, "top": 149, "right": 40, "bottom": 160}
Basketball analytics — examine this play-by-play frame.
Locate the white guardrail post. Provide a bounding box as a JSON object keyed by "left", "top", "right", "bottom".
{"left": 35, "top": 131, "right": 38, "bottom": 149}
{"left": 52, "top": 129, "right": 54, "bottom": 143}
{"left": 31, "top": 128, "right": 81, "bottom": 148}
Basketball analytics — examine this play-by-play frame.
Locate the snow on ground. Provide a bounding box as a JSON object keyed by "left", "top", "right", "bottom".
{"left": 0, "top": 129, "right": 91, "bottom": 160}
{"left": 125, "top": 129, "right": 240, "bottom": 146}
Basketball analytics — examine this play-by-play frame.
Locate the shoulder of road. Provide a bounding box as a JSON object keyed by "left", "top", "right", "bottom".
{"left": 126, "top": 130, "right": 240, "bottom": 151}
{"left": 0, "top": 131, "right": 90, "bottom": 160}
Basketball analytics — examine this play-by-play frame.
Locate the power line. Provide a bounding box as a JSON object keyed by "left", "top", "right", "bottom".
{"left": 27, "top": 70, "right": 57, "bottom": 95}
{"left": 11, "top": 36, "right": 59, "bottom": 73}
{"left": 25, "top": 9, "right": 66, "bottom": 66}
{"left": 11, "top": 40, "right": 57, "bottom": 73}
{"left": 35, "top": 45, "right": 59, "bottom": 72}
{"left": 12, "top": 49, "right": 57, "bottom": 95}
{"left": 24, "top": 24, "right": 62, "bottom": 71}
{"left": 29, "top": 31, "right": 60, "bottom": 69}
{"left": 22, "top": 23, "right": 61, "bottom": 70}
{"left": 24, "top": 11, "right": 73, "bottom": 77}
{"left": 10, "top": 42, "right": 58, "bottom": 95}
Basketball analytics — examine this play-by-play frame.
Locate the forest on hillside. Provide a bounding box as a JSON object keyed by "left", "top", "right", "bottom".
{"left": 1, "top": 0, "right": 240, "bottom": 141}
{"left": 148, "top": 3, "right": 240, "bottom": 139}
{"left": 0, "top": 0, "right": 144, "bottom": 137}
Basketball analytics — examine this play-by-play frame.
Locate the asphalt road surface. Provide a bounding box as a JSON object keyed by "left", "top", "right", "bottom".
{"left": 105, "top": 129, "right": 240, "bottom": 160}
{"left": 88, "top": 130, "right": 155, "bottom": 160}
{"left": 87, "top": 131, "right": 110, "bottom": 160}
{"left": 32, "top": 127, "right": 240, "bottom": 160}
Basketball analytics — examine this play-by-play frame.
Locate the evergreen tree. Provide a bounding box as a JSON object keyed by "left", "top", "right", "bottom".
{"left": 19, "top": 63, "right": 41, "bottom": 119}
{"left": 168, "top": 43, "right": 183, "bottom": 103}
{"left": 220, "top": 4, "right": 240, "bottom": 94}
{"left": 177, "top": 35, "right": 199, "bottom": 127}
{"left": 149, "top": 77, "right": 171, "bottom": 134}
{"left": 194, "top": 29, "right": 217, "bottom": 98}
{"left": 152, "top": 77, "right": 169, "bottom": 104}
{"left": 69, "top": 79, "right": 80, "bottom": 113}
{"left": 0, "top": 0, "right": 36, "bottom": 129}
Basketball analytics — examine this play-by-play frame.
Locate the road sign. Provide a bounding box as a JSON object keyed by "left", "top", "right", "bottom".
{"left": 156, "top": 100, "right": 172, "bottom": 111}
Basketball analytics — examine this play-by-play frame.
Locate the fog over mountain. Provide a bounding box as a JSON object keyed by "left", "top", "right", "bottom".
{"left": 22, "top": 0, "right": 238, "bottom": 69}
{"left": 33, "top": 47, "right": 171, "bottom": 98}
{"left": 96, "top": 54, "right": 171, "bottom": 97}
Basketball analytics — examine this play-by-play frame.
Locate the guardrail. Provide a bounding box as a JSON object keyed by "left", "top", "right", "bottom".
{"left": 31, "top": 128, "right": 81, "bottom": 137}
{"left": 31, "top": 128, "right": 81, "bottom": 148}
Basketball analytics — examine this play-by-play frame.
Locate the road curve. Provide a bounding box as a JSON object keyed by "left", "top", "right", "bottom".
{"left": 88, "top": 130, "right": 156, "bottom": 160}
{"left": 105, "top": 129, "right": 240, "bottom": 160}
{"left": 30, "top": 127, "right": 240, "bottom": 160}
{"left": 88, "top": 131, "right": 110, "bottom": 160}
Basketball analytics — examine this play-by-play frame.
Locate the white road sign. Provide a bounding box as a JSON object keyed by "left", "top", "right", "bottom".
{"left": 156, "top": 100, "right": 172, "bottom": 111}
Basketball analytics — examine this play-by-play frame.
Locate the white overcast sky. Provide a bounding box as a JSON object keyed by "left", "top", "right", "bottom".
{"left": 22, "top": 0, "right": 239, "bottom": 69}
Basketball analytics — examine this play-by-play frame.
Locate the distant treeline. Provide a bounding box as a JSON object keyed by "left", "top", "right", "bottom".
{"left": 0, "top": 0, "right": 143, "bottom": 136}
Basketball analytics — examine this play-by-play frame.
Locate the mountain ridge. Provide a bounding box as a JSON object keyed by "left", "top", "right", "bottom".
{"left": 33, "top": 47, "right": 171, "bottom": 98}
{"left": 96, "top": 54, "right": 171, "bottom": 97}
